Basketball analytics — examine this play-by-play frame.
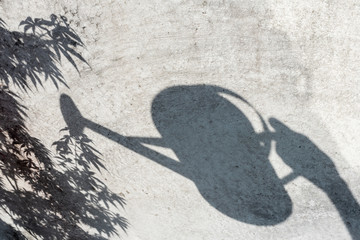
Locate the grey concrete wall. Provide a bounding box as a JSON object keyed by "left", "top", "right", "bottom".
{"left": 0, "top": 0, "right": 359, "bottom": 239}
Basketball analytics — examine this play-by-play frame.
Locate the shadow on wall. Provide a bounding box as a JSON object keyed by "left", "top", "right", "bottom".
{"left": 0, "top": 16, "right": 127, "bottom": 239}
{"left": 61, "top": 85, "right": 360, "bottom": 239}
{"left": 0, "top": 15, "right": 88, "bottom": 91}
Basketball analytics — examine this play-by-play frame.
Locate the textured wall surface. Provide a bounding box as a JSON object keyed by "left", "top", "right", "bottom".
{"left": 0, "top": 0, "right": 359, "bottom": 239}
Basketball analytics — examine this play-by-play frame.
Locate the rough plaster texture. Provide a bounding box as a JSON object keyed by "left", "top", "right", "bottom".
{"left": 0, "top": 0, "right": 360, "bottom": 239}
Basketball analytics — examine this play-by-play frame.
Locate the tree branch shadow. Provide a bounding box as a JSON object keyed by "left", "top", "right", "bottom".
{"left": 0, "top": 14, "right": 88, "bottom": 91}
{"left": 0, "top": 15, "right": 127, "bottom": 239}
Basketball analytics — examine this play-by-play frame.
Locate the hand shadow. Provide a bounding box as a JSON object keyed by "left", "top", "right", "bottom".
{"left": 269, "top": 118, "right": 360, "bottom": 239}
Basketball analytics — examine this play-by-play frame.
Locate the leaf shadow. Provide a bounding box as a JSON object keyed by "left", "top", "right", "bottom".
{"left": 0, "top": 15, "right": 127, "bottom": 239}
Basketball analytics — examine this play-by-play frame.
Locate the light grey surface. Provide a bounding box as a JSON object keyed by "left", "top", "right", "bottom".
{"left": 1, "top": 0, "right": 360, "bottom": 239}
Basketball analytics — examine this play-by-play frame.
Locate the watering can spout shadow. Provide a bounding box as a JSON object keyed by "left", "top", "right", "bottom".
{"left": 60, "top": 94, "right": 183, "bottom": 175}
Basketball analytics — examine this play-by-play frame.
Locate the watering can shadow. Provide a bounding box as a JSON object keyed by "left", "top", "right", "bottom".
{"left": 61, "top": 85, "right": 360, "bottom": 238}
{"left": 60, "top": 85, "right": 296, "bottom": 226}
